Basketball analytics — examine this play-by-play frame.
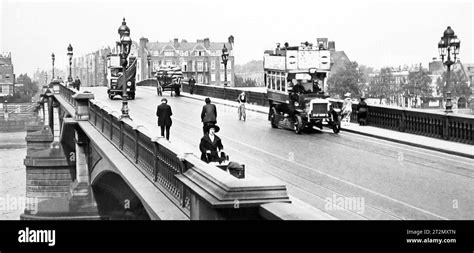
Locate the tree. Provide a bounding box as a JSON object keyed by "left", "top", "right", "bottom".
{"left": 14, "top": 74, "right": 39, "bottom": 102}
{"left": 327, "top": 61, "right": 365, "bottom": 98}
{"left": 402, "top": 69, "right": 432, "bottom": 108}
{"left": 368, "top": 67, "right": 397, "bottom": 104}
{"left": 437, "top": 69, "right": 471, "bottom": 99}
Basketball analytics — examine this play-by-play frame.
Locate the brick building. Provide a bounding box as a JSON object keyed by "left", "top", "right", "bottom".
{"left": 0, "top": 52, "right": 15, "bottom": 97}
{"left": 137, "top": 36, "right": 235, "bottom": 86}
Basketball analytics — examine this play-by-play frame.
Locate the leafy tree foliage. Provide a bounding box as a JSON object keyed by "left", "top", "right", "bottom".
{"left": 327, "top": 61, "right": 365, "bottom": 98}
{"left": 234, "top": 75, "right": 257, "bottom": 87}
{"left": 367, "top": 67, "right": 397, "bottom": 103}
{"left": 436, "top": 69, "right": 471, "bottom": 98}
{"left": 12, "top": 74, "right": 39, "bottom": 102}
{"left": 401, "top": 69, "right": 432, "bottom": 108}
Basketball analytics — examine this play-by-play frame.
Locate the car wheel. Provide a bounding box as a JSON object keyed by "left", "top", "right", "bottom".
{"left": 270, "top": 108, "right": 278, "bottom": 128}
{"left": 294, "top": 115, "right": 303, "bottom": 134}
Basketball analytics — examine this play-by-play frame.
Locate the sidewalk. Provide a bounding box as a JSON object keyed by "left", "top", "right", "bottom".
{"left": 180, "top": 91, "right": 473, "bottom": 159}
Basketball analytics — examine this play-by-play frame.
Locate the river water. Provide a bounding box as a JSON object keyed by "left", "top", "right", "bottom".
{"left": 0, "top": 131, "right": 27, "bottom": 220}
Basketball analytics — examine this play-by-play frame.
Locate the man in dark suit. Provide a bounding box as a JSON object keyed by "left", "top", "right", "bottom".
{"left": 201, "top": 97, "right": 217, "bottom": 134}
{"left": 74, "top": 76, "right": 81, "bottom": 91}
{"left": 189, "top": 76, "right": 196, "bottom": 95}
{"left": 156, "top": 98, "right": 173, "bottom": 140}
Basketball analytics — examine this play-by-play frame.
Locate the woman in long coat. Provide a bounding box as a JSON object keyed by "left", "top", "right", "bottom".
{"left": 199, "top": 125, "right": 224, "bottom": 163}
{"left": 357, "top": 97, "right": 369, "bottom": 126}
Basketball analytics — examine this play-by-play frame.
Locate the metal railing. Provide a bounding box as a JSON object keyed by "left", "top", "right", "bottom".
{"left": 87, "top": 101, "right": 191, "bottom": 216}
{"left": 184, "top": 84, "right": 473, "bottom": 144}
{"left": 58, "top": 83, "right": 191, "bottom": 215}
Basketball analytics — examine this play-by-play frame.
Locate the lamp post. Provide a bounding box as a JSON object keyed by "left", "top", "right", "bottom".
{"left": 147, "top": 53, "right": 152, "bottom": 79}
{"left": 118, "top": 17, "right": 132, "bottom": 118}
{"left": 221, "top": 44, "right": 229, "bottom": 87}
{"left": 438, "top": 26, "right": 461, "bottom": 113}
{"left": 67, "top": 44, "right": 73, "bottom": 84}
{"left": 51, "top": 53, "right": 55, "bottom": 81}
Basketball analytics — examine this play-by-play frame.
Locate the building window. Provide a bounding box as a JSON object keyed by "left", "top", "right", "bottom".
{"left": 166, "top": 61, "right": 172, "bottom": 66}
{"left": 197, "top": 62, "right": 203, "bottom": 72}
{"left": 211, "top": 73, "right": 216, "bottom": 82}
{"left": 198, "top": 74, "right": 203, "bottom": 83}
{"left": 211, "top": 60, "right": 215, "bottom": 70}
{"left": 164, "top": 51, "right": 174, "bottom": 57}
{"left": 227, "top": 71, "right": 232, "bottom": 82}
{"left": 184, "top": 51, "right": 189, "bottom": 56}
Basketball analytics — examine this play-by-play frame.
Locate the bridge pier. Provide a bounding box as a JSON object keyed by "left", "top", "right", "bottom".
{"left": 21, "top": 88, "right": 101, "bottom": 219}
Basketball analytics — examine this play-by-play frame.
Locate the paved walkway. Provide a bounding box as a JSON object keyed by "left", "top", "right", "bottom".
{"left": 181, "top": 92, "right": 473, "bottom": 159}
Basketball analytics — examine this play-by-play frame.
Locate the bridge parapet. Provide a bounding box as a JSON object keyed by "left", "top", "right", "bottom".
{"left": 50, "top": 84, "right": 334, "bottom": 219}
{"left": 186, "top": 84, "right": 474, "bottom": 144}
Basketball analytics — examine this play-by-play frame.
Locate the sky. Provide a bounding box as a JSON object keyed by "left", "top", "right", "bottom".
{"left": 1, "top": 0, "right": 473, "bottom": 76}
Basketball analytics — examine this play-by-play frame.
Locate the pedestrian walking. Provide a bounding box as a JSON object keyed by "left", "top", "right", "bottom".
{"left": 156, "top": 98, "right": 173, "bottom": 140}
{"left": 74, "top": 76, "right": 81, "bottom": 91}
{"left": 189, "top": 76, "right": 196, "bottom": 95}
{"left": 201, "top": 97, "right": 217, "bottom": 134}
{"left": 342, "top": 93, "right": 352, "bottom": 125}
{"left": 357, "top": 96, "right": 369, "bottom": 126}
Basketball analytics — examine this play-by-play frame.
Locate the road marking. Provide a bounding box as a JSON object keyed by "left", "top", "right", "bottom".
{"left": 171, "top": 116, "right": 449, "bottom": 220}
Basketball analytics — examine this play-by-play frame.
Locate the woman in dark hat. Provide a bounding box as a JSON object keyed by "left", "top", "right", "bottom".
{"left": 199, "top": 124, "right": 225, "bottom": 163}
{"left": 357, "top": 96, "right": 368, "bottom": 126}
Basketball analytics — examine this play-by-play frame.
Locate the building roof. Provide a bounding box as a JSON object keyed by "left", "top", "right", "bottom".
{"left": 146, "top": 41, "right": 232, "bottom": 53}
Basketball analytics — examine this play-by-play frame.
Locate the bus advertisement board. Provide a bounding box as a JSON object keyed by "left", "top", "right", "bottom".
{"left": 264, "top": 55, "right": 285, "bottom": 70}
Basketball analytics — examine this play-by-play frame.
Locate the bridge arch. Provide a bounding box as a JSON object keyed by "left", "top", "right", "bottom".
{"left": 92, "top": 171, "right": 150, "bottom": 220}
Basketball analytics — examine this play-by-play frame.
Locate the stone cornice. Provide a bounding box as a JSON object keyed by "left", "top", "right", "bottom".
{"left": 176, "top": 154, "right": 290, "bottom": 209}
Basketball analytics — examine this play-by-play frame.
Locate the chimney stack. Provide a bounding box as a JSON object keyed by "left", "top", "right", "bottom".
{"left": 174, "top": 38, "right": 179, "bottom": 48}
{"left": 204, "top": 38, "right": 210, "bottom": 49}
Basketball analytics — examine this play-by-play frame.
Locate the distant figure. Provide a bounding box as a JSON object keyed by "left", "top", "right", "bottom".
{"left": 73, "top": 76, "right": 81, "bottom": 91}
{"left": 357, "top": 97, "right": 369, "bottom": 126}
{"left": 201, "top": 97, "right": 217, "bottom": 134}
{"left": 313, "top": 80, "right": 321, "bottom": 93}
{"left": 189, "top": 76, "right": 196, "bottom": 95}
{"left": 236, "top": 91, "right": 247, "bottom": 121}
{"left": 292, "top": 81, "right": 305, "bottom": 94}
{"left": 342, "top": 93, "right": 352, "bottom": 125}
{"left": 156, "top": 98, "right": 173, "bottom": 140}
{"left": 199, "top": 124, "right": 225, "bottom": 163}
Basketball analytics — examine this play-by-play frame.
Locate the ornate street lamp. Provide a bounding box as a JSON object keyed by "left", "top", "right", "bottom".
{"left": 147, "top": 52, "right": 152, "bottom": 79}
{"left": 118, "top": 17, "right": 132, "bottom": 118}
{"left": 67, "top": 44, "right": 73, "bottom": 84}
{"left": 438, "top": 26, "right": 461, "bottom": 113}
{"left": 51, "top": 53, "right": 55, "bottom": 81}
{"left": 221, "top": 44, "right": 229, "bottom": 87}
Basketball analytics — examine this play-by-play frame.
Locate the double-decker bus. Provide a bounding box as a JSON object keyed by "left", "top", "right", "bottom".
{"left": 264, "top": 41, "right": 341, "bottom": 134}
